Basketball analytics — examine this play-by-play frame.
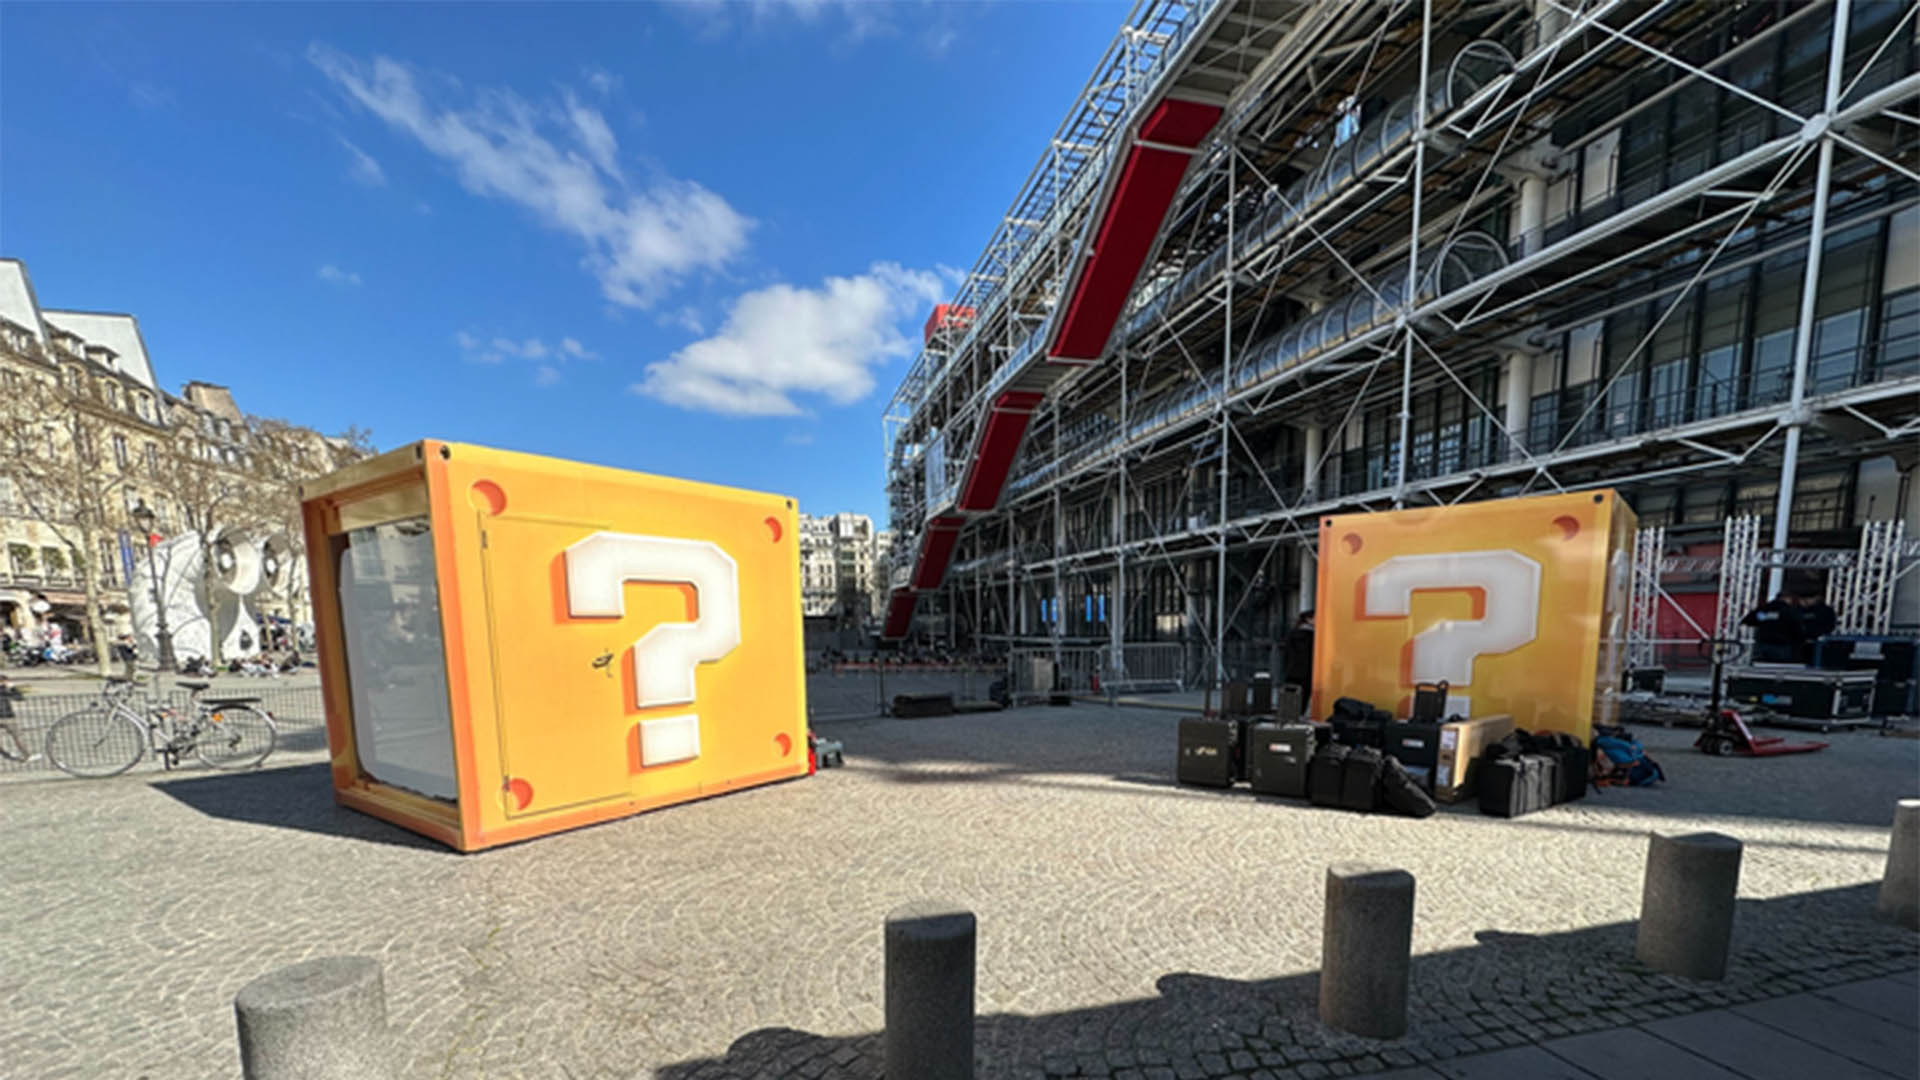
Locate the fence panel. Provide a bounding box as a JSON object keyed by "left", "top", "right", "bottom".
{"left": 0, "top": 681, "right": 331, "bottom": 776}
{"left": 806, "top": 664, "right": 1008, "bottom": 721}
{"left": 1104, "top": 643, "right": 1186, "bottom": 693}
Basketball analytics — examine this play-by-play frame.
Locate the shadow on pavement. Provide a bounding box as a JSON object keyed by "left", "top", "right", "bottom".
{"left": 657, "top": 883, "right": 1916, "bottom": 1079}
{"left": 152, "top": 761, "right": 446, "bottom": 851}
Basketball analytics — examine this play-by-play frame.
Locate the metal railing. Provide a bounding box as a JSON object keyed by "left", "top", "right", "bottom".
{"left": 0, "top": 680, "right": 328, "bottom": 775}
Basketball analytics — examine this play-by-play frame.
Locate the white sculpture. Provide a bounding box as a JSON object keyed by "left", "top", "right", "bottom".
{"left": 128, "top": 529, "right": 289, "bottom": 664}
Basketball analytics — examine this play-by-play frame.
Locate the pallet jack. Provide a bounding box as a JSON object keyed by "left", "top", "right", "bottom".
{"left": 1693, "top": 639, "right": 1828, "bottom": 757}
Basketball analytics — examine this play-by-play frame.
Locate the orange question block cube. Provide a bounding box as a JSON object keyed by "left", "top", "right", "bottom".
{"left": 1313, "top": 490, "right": 1636, "bottom": 741}
{"left": 299, "top": 440, "right": 808, "bottom": 851}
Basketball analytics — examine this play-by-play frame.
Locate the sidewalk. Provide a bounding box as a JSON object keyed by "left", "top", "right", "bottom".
{"left": 1370, "top": 969, "right": 1917, "bottom": 1080}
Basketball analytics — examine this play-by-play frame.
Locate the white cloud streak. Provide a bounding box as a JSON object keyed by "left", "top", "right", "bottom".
{"left": 310, "top": 43, "right": 751, "bottom": 309}
{"left": 636, "top": 261, "right": 945, "bottom": 417}
{"left": 337, "top": 135, "right": 387, "bottom": 186}
{"left": 318, "top": 264, "right": 362, "bottom": 286}
{"left": 457, "top": 331, "right": 596, "bottom": 380}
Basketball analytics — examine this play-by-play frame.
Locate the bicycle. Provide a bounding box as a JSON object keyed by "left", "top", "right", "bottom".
{"left": 43, "top": 677, "right": 277, "bottom": 779}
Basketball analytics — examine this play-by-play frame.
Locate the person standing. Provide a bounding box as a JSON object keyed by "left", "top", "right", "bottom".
{"left": 1283, "top": 609, "right": 1316, "bottom": 697}
{"left": 113, "top": 632, "right": 138, "bottom": 680}
{"left": 1795, "top": 591, "right": 1838, "bottom": 663}
{"left": 1742, "top": 593, "right": 1805, "bottom": 664}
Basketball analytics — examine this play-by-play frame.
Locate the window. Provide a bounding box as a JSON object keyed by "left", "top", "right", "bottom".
{"left": 1647, "top": 296, "right": 1695, "bottom": 429}
{"left": 1733, "top": 478, "right": 1779, "bottom": 528}
{"left": 1790, "top": 470, "right": 1850, "bottom": 534}
{"left": 1603, "top": 305, "right": 1650, "bottom": 439}
{"left": 1633, "top": 488, "right": 1677, "bottom": 529}
{"left": 1879, "top": 288, "right": 1919, "bottom": 379}
{"left": 8, "top": 543, "right": 34, "bottom": 579}
{"left": 98, "top": 538, "right": 118, "bottom": 586}
{"left": 145, "top": 442, "right": 158, "bottom": 475}
{"left": 1776, "top": 9, "right": 1833, "bottom": 131}
{"left": 1618, "top": 106, "right": 1667, "bottom": 205}
{"left": 1696, "top": 269, "right": 1748, "bottom": 419}
{"left": 135, "top": 394, "right": 152, "bottom": 421}
{"left": 114, "top": 434, "right": 129, "bottom": 470}
{"left": 1750, "top": 250, "right": 1805, "bottom": 405}
{"left": 1808, "top": 222, "right": 1880, "bottom": 394}
{"left": 1717, "top": 32, "right": 1776, "bottom": 162}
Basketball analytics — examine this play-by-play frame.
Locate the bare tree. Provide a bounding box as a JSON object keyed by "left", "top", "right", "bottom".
{"left": 0, "top": 367, "right": 132, "bottom": 677}
{"left": 248, "top": 417, "right": 336, "bottom": 630}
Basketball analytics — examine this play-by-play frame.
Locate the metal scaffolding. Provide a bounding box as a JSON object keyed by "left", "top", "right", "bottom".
{"left": 884, "top": 0, "right": 1920, "bottom": 681}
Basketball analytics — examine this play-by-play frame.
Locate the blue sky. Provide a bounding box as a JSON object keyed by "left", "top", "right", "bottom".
{"left": 0, "top": 1, "right": 1129, "bottom": 525}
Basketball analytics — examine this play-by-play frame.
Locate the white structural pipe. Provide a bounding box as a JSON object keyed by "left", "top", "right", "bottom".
{"left": 1394, "top": 0, "right": 1434, "bottom": 508}
{"left": 1503, "top": 352, "right": 1533, "bottom": 460}
{"left": 1769, "top": 0, "right": 1852, "bottom": 598}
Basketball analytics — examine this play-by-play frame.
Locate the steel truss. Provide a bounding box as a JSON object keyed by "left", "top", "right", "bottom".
{"left": 886, "top": 0, "right": 1920, "bottom": 677}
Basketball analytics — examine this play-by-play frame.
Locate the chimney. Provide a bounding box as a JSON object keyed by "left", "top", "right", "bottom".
{"left": 182, "top": 381, "right": 243, "bottom": 423}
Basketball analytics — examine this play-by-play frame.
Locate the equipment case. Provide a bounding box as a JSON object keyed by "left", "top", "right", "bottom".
{"left": 1177, "top": 716, "right": 1242, "bottom": 787}
{"left": 1246, "top": 722, "right": 1315, "bottom": 798}
{"left": 1726, "top": 667, "right": 1874, "bottom": 720}
{"left": 1308, "top": 743, "right": 1351, "bottom": 807}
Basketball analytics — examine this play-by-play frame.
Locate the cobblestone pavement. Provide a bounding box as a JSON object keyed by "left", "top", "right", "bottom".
{"left": 0, "top": 703, "right": 1914, "bottom": 1078}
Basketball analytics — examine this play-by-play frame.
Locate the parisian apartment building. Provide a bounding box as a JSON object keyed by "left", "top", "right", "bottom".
{"left": 0, "top": 256, "right": 360, "bottom": 648}
{"left": 797, "top": 510, "right": 892, "bottom": 625}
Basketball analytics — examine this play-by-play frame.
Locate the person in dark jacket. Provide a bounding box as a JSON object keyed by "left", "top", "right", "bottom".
{"left": 1283, "top": 609, "right": 1315, "bottom": 695}
{"left": 1795, "top": 592, "right": 1838, "bottom": 662}
{"left": 1742, "top": 594, "right": 1805, "bottom": 664}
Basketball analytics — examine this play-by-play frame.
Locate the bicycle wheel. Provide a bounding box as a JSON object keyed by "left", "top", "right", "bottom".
{"left": 193, "top": 705, "right": 277, "bottom": 771}
{"left": 44, "top": 705, "right": 147, "bottom": 778}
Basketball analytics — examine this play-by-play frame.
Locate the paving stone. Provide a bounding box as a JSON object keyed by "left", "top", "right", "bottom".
{"left": 1641, "top": 1009, "right": 1891, "bottom": 1080}
{"left": 1732, "top": 992, "right": 1920, "bottom": 1076}
{"left": 1, "top": 699, "right": 1914, "bottom": 1079}
{"left": 1540, "top": 1028, "right": 1744, "bottom": 1080}
{"left": 1430, "top": 1045, "right": 1595, "bottom": 1079}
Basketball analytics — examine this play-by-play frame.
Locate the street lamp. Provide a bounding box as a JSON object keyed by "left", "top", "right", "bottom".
{"left": 130, "top": 500, "right": 175, "bottom": 672}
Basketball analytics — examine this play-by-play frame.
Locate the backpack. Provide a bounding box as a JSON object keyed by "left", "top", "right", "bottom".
{"left": 1592, "top": 734, "right": 1664, "bottom": 787}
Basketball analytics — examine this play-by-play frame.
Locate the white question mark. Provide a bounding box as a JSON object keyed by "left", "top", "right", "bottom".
{"left": 564, "top": 532, "right": 741, "bottom": 767}
{"left": 1362, "top": 549, "right": 1541, "bottom": 717}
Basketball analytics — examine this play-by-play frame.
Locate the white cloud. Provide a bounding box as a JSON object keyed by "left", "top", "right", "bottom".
{"left": 562, "top": 90, "right": 618, "bottom": 175}
{"left": 310, "top": 44, "right": 752, "bottom": 308}
{"left": 490, "top": 337, "right": 549, "bottom": 359}
{"left": 128, "top": 81, "right": 174, "bottom": 111}
{"left": 785, "top": 431, "right": 815, "bottom": 446}
{"left": 318, "top": 264, "right": 362, "bottom": 287}
{"left": 656, "top": 306, "right": 705, "bottom": 334}
{"left": 582, "top": 66, "right": 620, "bottom": 96}
{"left": 684, "top": 0, "right": 961, "bottom": 53}
{"left": 337, "top": 135, "right": 387, "bottom": 186}
{"left": 635, "top": 261, "right": 946, "bottom": 417}
{"left": 457, "top": 331, "right": 595, "bottom": 373}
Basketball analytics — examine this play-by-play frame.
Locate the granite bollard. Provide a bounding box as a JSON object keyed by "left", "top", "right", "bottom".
{"left": 234, "top": 955, "right": 392, "bottom": 1079}
{"left": 1877, "top": 798, "right": 1920, "bottom": 930}
{"left": 1636, "top": 831, "right": 1742, "bottom": 980}
{"left": 885, "top": 901, "right": 976, "bottom": 1080}
{"left": 1318, "top": 863, "right": 1415, "bottom": 1038}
